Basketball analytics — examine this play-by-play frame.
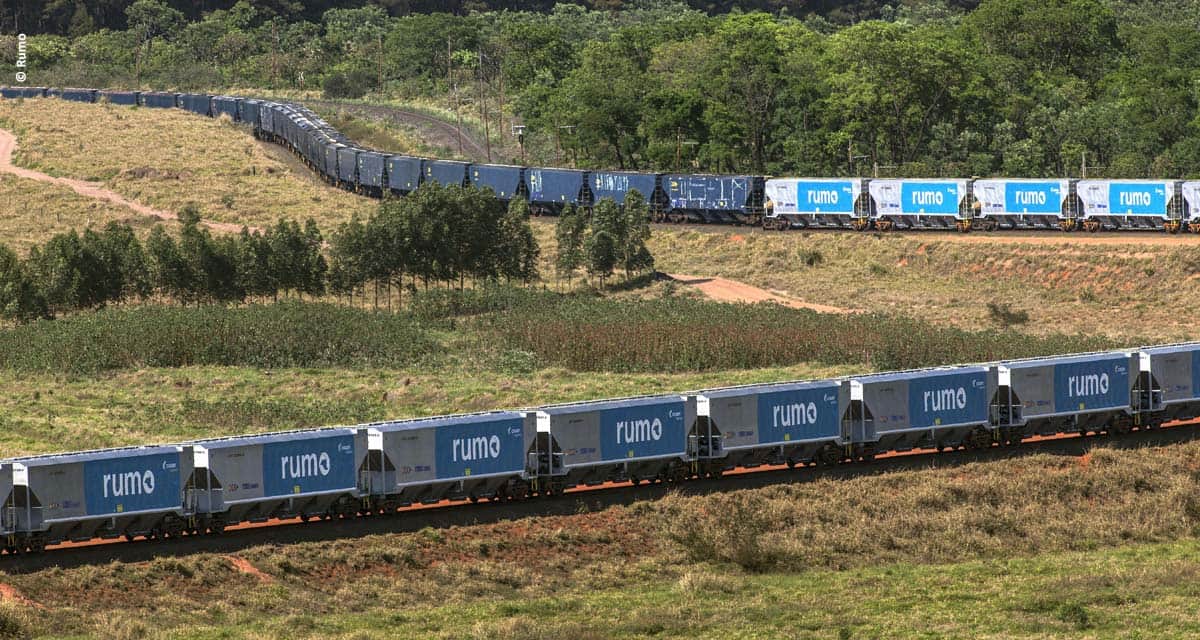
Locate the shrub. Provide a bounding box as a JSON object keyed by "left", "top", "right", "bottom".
{"left": 322, "top": 70, "right": 376, "bottom": 99}
{"left": 0, "top": 302, "right": 434, "bottom": 374}
{"left": 986, "top": 301, "right": 1029, "bottom": 327}
{"left": 489, "top": 295, "right": 1118, "bottom": 373}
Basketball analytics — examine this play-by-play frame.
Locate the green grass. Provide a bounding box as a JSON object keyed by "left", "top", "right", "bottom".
{"left": 491, "top": 293, "right": 1122, "bottom": 372}
{"left": 0, "top": 302, "right": 434, "bottom": 374}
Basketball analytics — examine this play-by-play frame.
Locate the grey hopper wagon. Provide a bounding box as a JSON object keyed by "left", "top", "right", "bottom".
{"left": 534, "top": 394, "right": 696, "bottom": 490}
{"left": 0, "top": 445, "right": 192, "bottom": 550}
{"left": 362, "top": 411, "right": 536, "bottom": 507}
{"left": 1134, "top": 343, "right": 1198, "bottom": 424}
{"left": 988, "top": 350, "right": 1140, "bottom": 438}
{"left": 841, "top": 365, "right": 995, "bottom": 455}
{"left": 695, "top": 379, "right": 844, "bottom": 470}
{"left": 187, "top": 428, "right": 366, "bottom": 529}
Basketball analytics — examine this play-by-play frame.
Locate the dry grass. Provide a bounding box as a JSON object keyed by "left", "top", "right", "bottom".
{"left": 0, "top": 172, "right": 177, "bottom": 252}
{"left": 0, "top": 98, "right": 375, "bottom": 231}
{"left": 531, "top": 220, "right": 1200, "bottom": 340}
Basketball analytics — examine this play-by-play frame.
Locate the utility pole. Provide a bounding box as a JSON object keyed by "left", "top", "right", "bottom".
{"left": 478, "top": 48, "right": 491, "bottom": 163}
{"left": 449, "top": 37, "right": 463, "bottom": 157}
{"left": 377, "top": 32, "right": 383, "bottom": 92}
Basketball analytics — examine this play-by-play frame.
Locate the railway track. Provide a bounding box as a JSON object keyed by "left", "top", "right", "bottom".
{"left": 8, "top": 419, "right": 1198, "bottom": 574}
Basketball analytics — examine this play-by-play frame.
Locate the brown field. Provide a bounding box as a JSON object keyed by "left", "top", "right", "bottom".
{"left": 0, "top": 98, "right": 374, "bottom": 237}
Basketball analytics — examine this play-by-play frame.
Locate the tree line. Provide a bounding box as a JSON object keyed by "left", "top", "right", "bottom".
{"left": 0, "top": 183, "right": 545, "bottom": 322}
{"left": 7, "top": 0, "right": 1198, "bottom": 179}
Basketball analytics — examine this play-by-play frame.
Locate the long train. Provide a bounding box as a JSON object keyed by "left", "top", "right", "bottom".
{"left": 4, "top": 86, "right": 1200, "bottom": 234}
{"left": 2, "top": 342, "right": 1199, "bottom": 553}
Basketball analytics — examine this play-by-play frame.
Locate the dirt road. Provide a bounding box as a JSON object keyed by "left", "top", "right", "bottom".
{"left": 666, "top": 273, "right": 853, "bottom": 313}
{"left": 0, "top": 128, "right": 253, "bottom": 234}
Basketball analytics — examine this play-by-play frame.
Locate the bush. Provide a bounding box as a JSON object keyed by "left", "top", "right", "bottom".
{"left": 322, "top": 70, "right": 376, "bottom": 99}
{"left": 986, "top": 301, "right": 1029, "bottom": 327}
{"left": 489, "top": 295, "right": 1118, "bottom": 373}
{"left": 0, "top": 302, "right": 435, "bottom": 374}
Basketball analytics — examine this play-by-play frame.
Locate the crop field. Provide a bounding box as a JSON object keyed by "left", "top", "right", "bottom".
{"left": 0, "top": 99, "right": 374, "bottom": 233}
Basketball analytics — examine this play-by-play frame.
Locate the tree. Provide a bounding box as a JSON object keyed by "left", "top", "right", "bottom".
{"left": 0, "top": 244, "right": 48, "bottom": 323}
{"left": 126, "top": 0, "right": 184, "bottom": 83}
{"left": 554, "top": 203, "right": 586, "bottom": 288}
{"left": 620, "top": 189, "right": 653, "bottom": 278}
{"left": 498, "top": 197, "right": 540, "bottom": 284}
{"left": 586, "top": 230, "right": 618, "bottom": 288}
{"left": 146, "top": 225, "right": 195, "bottom": 303}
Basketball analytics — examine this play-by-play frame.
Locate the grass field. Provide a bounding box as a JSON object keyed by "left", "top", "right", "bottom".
{"left": 0, "top": 98, "right": 374, "bottom": 234}
{"left": 0, "top": 172, "right": 176, "bottom": 252}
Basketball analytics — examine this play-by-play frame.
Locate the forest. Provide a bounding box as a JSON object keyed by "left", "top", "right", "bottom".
{"left": 4, "top": 0, "right": 1200, "bottom": 177}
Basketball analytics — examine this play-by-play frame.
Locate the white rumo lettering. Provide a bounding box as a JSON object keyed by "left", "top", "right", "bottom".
{"left": 616, "top": 419, "right": 663, "bottom": 444}
{"left": 103, "top": 470, "right": 155, "bottom": 498}
{"left": 912, "top": 191, "right": 944, "bottom": 206}
{"left": 453, "top": 435, "right": 503, "bottom": 462}
{"left": 1068, "top": 373, "right": 1110, "bottom": 397}
{"left": 280, "top": 452, "right": 331, "bottom": 480}
{"left": 1014, "top": 190, "right": 1046, "bottom": 205}
{"left": 773, "top": 402, "right": 819, "bottom": 428}
{"left": 923, "top": 387, "right": 967, "bottom": 413}
{"left": 1119, "top": 192, "right": 1150, "bottom": 207}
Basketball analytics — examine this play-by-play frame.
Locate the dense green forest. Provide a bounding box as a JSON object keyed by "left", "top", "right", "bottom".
{"left": 4, "top": 0, "right": 1200, "bottom": 177}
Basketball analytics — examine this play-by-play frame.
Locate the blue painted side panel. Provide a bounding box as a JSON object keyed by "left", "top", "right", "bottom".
{"left": 663, "top": 174, "right": 751, "bottom": 211}
{"left": 1003, "top": 181, "right": 1062, "bottom": 214}
{"left": 261, "top": 434, "right": 357, "bottom": 498}
{"left": 99, "top": 91, "right": 138, "bottom": 105}
{"left": 238, "top": 100, "right": 261, "bottom": 125}
{"left": 1, "top": 87, "right": 47, "bottom": 99}
{"left": 1193, "top": 350, "right": 1200, "bottom": 399}
{"left": 60, "top": 89, "right": 96, "bottom": 103}
{"left": 358, "top": 152, "right": 387, "bottom": 188}
{"left": 434, "top": 417, "right": 526, "bottom": 480}
{"left": 140, "top": 92, "right": 176, "bottom": 108}
{"left": 795, "top": 180, "right": 856, "bottom": 215}
{"left": 900, "top": 181, "right": 960, "bottom": 215}
{"left": 755, "top": 384, "right": 841, "bottom": 444}
{"left": 323, "top": 145, "right": 340, "bottom": 180}
{"left": 1053, "top": 357, "right": 1130, "bottom": 412}
{"left": 337, "top": 148, "right": 359, "bottom": 183}
{"left": 213, "top": 97, "right": 240, "bottom": 120}
{"left": 1110, "top": 183, "right": 1168, "bottom": 216}
{"left": 470, "top": 165, "right": 523, "bottom": 199}
{"left": 259, "top": 104, "right": 276, "bottom": 134}
{"left": 387, "top": 156, "right": 423, "bottom": 192}
{"left": 526, "top": 168, "right": 584, "bottom": 204}
{"left": 590, "top": 172, "right": 658, "bottom": 206}
{"left": 425, "top": 161, "right": 467, "bottom": 187}
{"left": 907, "top": 371, "right": 989, "bottom": 428}
{"left": 83, "top": 452, "right": 181, "bottom": 516}
{"left": 179, "top": 94, "right": 212, "bottom": 116}
{"left": 598, "top": 401, "right": 686, "bottom": 461}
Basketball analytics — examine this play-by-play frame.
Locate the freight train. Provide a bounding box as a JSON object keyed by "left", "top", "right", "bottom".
{"left": 5, "top": 86, "right": 1200, "bottom": 234}
{"left": 2, "top": 342, "right": 1199, "bottom": 554}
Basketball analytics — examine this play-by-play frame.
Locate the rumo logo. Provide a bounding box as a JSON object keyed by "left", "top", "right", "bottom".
{"left": 1014, "top": 191, "right": 1046, "bottom": 205}
{"left": 453, "top": 435, "right": 502, "bottom": 461}
{"left": 1119, "top": 192, "right": 1151, "bottom": 206}
{"left": 773, "top": 402, "right": 818, "bottom": 428}
{"left": 1068, "top": 373, "right": 1109, "bottom": 397}
{"left": 807, "top": 190, "right": 839, "bottom": 204}
{"left": 103, "top": 470, "right": 155, "bottom": 498}
{"left": 924, "top": 387, "right": 967, "bottom": 412}
{"left": 912, "top": 191, "right": 945, "bottom": 206}
{"left": 280, "top": 452, "right": 331, "bottom": 479}
{"left": 616, "top": 419, "right": 662, "bottom": 444}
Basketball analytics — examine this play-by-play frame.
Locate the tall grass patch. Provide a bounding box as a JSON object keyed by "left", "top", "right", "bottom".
{"left": 490, "top": 296, "right": 1119, "bottom": 372}
{"left": 0, "top": 302, "right": 435, "bottom": 374}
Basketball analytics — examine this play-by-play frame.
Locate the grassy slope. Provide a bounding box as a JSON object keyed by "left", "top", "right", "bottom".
{"left": 0, "top": 98, "right": 374, "bottom": 234}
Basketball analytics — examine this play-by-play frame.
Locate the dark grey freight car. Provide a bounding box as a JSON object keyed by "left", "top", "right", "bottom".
{"left": 178, "top": 93, "right": 212, "bottom": 116}
{"left": 58, "top": 88, "right": 97, "bottom": 103}
{"left": 97, "top": 90, "right": 139, "bottom": 105}
{"left": 425, "top": 160, "right": 468, "bottom": 187}
{"left": 470, "top": 164, "right": 524, "bottom": 200}
{"left": 140, "top": 91, "right": 178, "bottom": 108}
{"left": 387, "top": 156, "right": 424, "bottom": 193}
{"left": 212, "top": 96, "right": 241, "bottom": 120}
{"left": 0, "top": 86, "right": 48, "bottom": 99}
{"left": 357, "top": 151, "right": 390, "bottom": 194}
{"left": 337, "top": 146, "right": 360, "bottom": 187}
